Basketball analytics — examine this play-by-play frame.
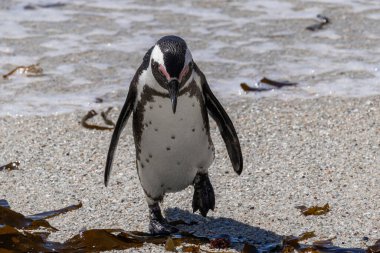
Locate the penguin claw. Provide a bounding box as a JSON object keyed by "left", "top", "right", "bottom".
{"left": 149, "top": 218, "right": 178, "bottom": 235}
{"left": 192, "top": 173, "right": 215, "bottom": 217}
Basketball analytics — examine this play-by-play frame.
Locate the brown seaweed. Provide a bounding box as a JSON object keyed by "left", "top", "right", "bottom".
{"left": 60, "top": 230, "right": 210, "bottom": 252}
{"left": 210, "top": 237, "right": 231, "bottom": 249}
{"left": 0, "top": 200, "right": 377, "bottom": 253}
{"left": 242, "top": 243, "right": 259, "bottom": 253}
{"left": 101, "top": 107, "right": 116, "bottom": 127}
{"left": 61, "top": 229, "right": 144, "bottom": 252}
{"left": 306, "top": 15, "right": 330, "bottom": 31}
{"left": 165, "top": 237, "right": 177, "bottom": 251}
{"left": 0, "top": 206, "right": 57, "bottom": 231}
{"left": 26, "top": 202, "right": 82, "bottom": 221}
{"left": 367, "top": 239, "right": 380, "bottom": 253}
{"left": 296, "top": 203, "right": 330, "bottom": 216}
{"left": 283, "top": 231, "right": 317, "bottom": 248}
{"left": 2, "top": 64, "right": 43, "bottom": 79}
{"left": 0, "top": 201, "right": 211, "bottom": 252}
{"left": 256, "top": 232, "right": 369, "bottom": 253}
{"left": 274, "top": 231, "right": 317, "bottom": 253}
{"left": 1, "top": 219, "right": 376, "bottom": 253}
{"left": 241, "top": 77, "right": 297, "bottom": 92}
{"left": 0, "top": 225, "right": 61, "bottom": 252}
{"left": 182, "top": 244, "right": 201, "bottom": 252}
{"left": 81, "top": 109, "right": 114, "bottom": 131}
{"left": 0, "top": 161, "right": 20, "bottom": 171}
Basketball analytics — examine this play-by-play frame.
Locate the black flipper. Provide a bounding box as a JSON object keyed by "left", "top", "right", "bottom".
{"left": 104, "top": 84, "right": 136, "bottom": 186}
{"left": 195, "top": 64, "right": 243, "bottom": 175}
{"left": 104, "top": 46, "right": 153, "bottom": 187}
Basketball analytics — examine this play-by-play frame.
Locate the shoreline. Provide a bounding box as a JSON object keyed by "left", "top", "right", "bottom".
{"left": 1, "top": 95, "right": 379, "bottom": 251}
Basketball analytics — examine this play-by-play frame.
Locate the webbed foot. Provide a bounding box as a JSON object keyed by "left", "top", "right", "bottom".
{"left": 149, "top": 218, "right": 178, "bottom": 234}
{"left": 192, "top": 173, "right": 215, "bottom": 217}
{"left": 148, "top": 203, "right": 178, "bottom": 235}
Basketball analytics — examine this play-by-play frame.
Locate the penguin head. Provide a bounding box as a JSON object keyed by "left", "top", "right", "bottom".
{"left": 150, "top": 35, "right": 194, "bottom": 113}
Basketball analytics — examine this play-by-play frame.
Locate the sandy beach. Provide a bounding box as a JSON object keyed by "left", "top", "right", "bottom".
{"left": 1, "top": 95, "right": 379, "bottom": 251}
{"left": 1, "top": 0, "right": 380, "bottom": 251}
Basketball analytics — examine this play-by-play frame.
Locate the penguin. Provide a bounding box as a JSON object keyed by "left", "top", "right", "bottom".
{"left": 104, "top": 35, "right": 243, "bottom": 234}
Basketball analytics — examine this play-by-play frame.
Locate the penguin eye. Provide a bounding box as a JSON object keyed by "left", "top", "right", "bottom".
{"left": 179, "top": 64, "right": 191, "bottom": 82}
{"left": 151, "top": 60, "right": 159, "bottom": 71}
{"left": 158, "top": 65, "right": 165, "bottom": 76}
{"left": 158, "top": 64, "right": 170, "bottom": 80}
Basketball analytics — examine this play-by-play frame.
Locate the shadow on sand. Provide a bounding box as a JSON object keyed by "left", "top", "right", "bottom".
{"left": 165, "top": 207, "right": 282, "bottom": 246}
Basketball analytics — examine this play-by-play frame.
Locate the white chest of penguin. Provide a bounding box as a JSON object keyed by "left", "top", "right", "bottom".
{"left": 136, "top": 89, "right": 215, "bottom": 197}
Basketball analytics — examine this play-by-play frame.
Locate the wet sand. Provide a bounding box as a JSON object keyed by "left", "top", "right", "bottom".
{"left": 1, "top": 95, "right": 379, "bottom": 251}
{"left": 2, "top": 0, "right": 380, "bottom": 115}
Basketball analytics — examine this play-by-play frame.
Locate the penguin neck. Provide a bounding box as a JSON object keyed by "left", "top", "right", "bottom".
{"left": 138, "top": 67, "right": 195, "bottom": 100}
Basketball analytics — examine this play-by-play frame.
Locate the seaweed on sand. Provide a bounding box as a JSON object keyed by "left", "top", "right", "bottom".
{"left": 241, "top": 77, "right": 297, "bottom": 92}
{"left": 0, "top": 161, "right": 20, "bottom": 171}
{"left": 296, "top": 203, "right": 330, "bottom": 216}
{"left": 2, "top": 64, "right": 43, "bottom": 79}
{"left": 81, "top": 107, "right": 115, "bottom": 131}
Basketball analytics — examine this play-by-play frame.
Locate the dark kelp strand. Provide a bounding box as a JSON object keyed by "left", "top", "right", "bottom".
{"left": 241, "top": 77, "right": 297, "bottom": 92}
{"left": 24, "top": 2, "right": 66, "bottom": 10}
{"left": 81, "top": 109, "right": 114, "bottom": 131}
{"left": 260, "top": 77, "right": 297, "bottom": 88}
{"left": 101, "top": 107, "right": 116, "bottom": 127}
{"left": 296, "top": 203, "right": 330, "bottom": 216}
{"left": 27, "top": 202, "right": 82, "bottom": 221}
{"left": 0, "top": 161, "right": 20, "bottom": 171}
{"left": 306, "top": 14, "right": 330, "bottom": 31}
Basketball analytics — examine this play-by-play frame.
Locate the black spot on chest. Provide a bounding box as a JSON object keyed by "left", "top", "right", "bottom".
{"left": 133, "top": 81, "right": 211, "bottom": 160}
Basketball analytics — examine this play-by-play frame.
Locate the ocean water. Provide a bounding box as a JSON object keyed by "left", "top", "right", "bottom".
{"left": 0, "top": 0, "right": 379, "bottom": 115}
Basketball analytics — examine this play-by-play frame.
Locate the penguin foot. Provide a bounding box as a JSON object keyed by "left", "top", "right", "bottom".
{"left": 192, "top": 173, "right": 215, "bottom": 217}
{"left": 149, "top": 218, "right": 178, "bottom": 235}
{"left": 148, "top": 203, "right": 178, "bottom": 235}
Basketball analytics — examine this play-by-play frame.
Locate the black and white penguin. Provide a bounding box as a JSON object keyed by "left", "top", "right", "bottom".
{"left": 105, "top": 35, "right": 243, "bottom": 234}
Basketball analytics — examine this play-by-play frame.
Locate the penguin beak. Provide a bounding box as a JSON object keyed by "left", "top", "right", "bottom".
{"left": 168, "top": 79, "right": 179, "bottom": 113}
